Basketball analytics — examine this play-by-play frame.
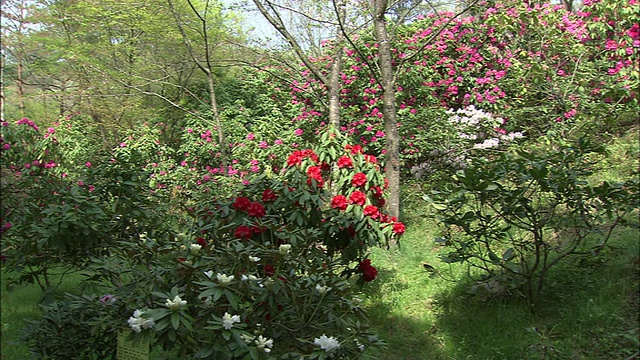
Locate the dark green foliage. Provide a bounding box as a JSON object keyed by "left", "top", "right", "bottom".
{"left": 430, "top": 134, "right": 639, "bottom": 308}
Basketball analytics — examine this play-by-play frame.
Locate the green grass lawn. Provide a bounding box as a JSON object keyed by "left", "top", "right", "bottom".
{"left": 363, "top": 200, "right": 640, "bottom": 360}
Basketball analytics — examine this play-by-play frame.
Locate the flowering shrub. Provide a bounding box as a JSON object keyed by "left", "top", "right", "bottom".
{"left": 21, "top": 128, "right": 400, "bottom": 358}
{"left": 410, "top": 106, "right": 523, "bottom": 182}
{"left": 0, "top": 117, "right": 178, "bottom": 292}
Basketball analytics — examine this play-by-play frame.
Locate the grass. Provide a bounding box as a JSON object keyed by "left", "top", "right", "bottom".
{"left": 0, "top": 269, "right": 85, "bottom": 359}
{"left": 363, "top": 193, "right": 639, "bottom": 360}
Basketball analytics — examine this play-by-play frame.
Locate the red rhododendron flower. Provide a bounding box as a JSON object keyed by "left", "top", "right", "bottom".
{"left": 359, "top": 259, "right": 378, "bottom": 282}
{"left": 345, "top": 144, "right": 363, "bottom": 154}
{"left": 306, "top": 165, "right": 324, "bottom": 188}
{"left": 364, "top": 154, "right": 377, "bottom": 164}
{"left": 262, "top": 189, "right": 278, "bottom": 202}
{"left": 196, "top": 237, "right": 206, "bottom": 247}
{"left": 234, "top": 225, "right": 253, "bottom": 239}
{"left": 233, "top": 196, "right": 252, "bottom": 211}
{"left": 247, "top": 202, "right": 266, "bottom": 217}
{"left": 363, "top": 205, "right": 380, "bottom": 219}
{"left": 337, "top": 156, "right": 353, "bottom": 168}
{"left": 302, "top": 149, "right": 319, "bottom": 163}
{"left": 331, "top": 195, "right": 349, "bottom": 210}
{"left": 349, "top": 190, "right": 367, "bottom": 205}
{"left": 264, "top": 264, "right": 275, "bottom": 277}
{"left": 392, "top": 221, "right": 406, "bottom": 235}
{"left": 352, "top": 172, "right": 367, "bottom": 187}
{"left": 287, "top": 150, "right": 305, "bottom": 167}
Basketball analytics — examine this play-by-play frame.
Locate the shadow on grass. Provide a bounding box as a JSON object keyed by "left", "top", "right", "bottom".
{"left": 364, "top": 236, "right": 640, "bottom": 360}
{"left": 433, "top": 243, "right": 639, "bottom": 360}
{"left": 364, "top": 267, "right": 450, "bottom": 360}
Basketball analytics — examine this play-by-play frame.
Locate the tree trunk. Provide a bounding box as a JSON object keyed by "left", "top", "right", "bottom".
{"left": 373, "top": 0, "right": 401, "bottom": 219}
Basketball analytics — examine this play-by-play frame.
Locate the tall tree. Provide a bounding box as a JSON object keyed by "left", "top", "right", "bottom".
{"left": 372, "top": 0, "right": 401, "bottom": 219}
{"left": 167, "top": 0, "right": 244, "bottom": 166}
{"left": 251, "top": 0, "right": 356, "bottom": 129}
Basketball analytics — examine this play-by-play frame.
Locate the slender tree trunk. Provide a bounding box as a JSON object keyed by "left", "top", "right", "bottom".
{"left": 207, "top": 73, "right": 226, "bottom": 168}
{"left": 0, "top": 51, "right": 5, "bottom": 122}
{"left": 373, "top": 0, "right": 401, "bottom": 219}
{"left": 328, "top": 42, "right": 343, "bottom": 130}
{"left": 328, "top": 0, "right": 346, "bottom": 130}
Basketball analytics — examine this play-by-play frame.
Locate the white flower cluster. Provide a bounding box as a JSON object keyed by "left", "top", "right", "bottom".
{"left": 447, "top": 105, "right": 502, "bottom": 126}
{"left": 279, "top": 244, "right": 291, "bottom": 255}
{"left": 222, "top": 312, "right": 241, "bottom": 330}
{"left": 127, "top": 309, "right": 155, "bottom": 333}
{"left": 216, "top": 273, "right": 234, "bottom": 285}
{"left": 314, "top": 334, "right": 340, "bottom": 352}
{"left": 189, "top": 243, "right": 202, "bottom": 255}
{"left": 241, "top": 334, "right": 274, "bottom": 353}
{"left": 165, "top": 295, "right": 187, "bottom": 310}
{"left": 315, "top": 284, "right": 331, "bottom": 295}
{"left": 446, "top": 106, "right": 524, "bottom": 151}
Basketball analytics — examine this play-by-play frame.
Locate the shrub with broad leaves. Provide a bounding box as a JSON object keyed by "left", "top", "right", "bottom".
{"left": 24, "top": 128, "right": 401, "bottom": 359}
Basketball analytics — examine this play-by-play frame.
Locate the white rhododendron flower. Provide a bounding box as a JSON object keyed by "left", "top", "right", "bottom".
{"left": 189, "top": 243, "right": 202, "bottom": 254}
{"left": 279, "top": 244, "right": 291, "bottom": 255}
{"left": 255, "top": 335, "right": 274, "bottom": 353}
{"left": 222, "top": 312, "right": 241, "bottom": 330}
{"left": 314, "top": 334, "right": 340, "bottom": 352}
{"left": 315, "top": 284, "right": 331, "bottom": 295}
{"left": 164, "top": 295, "right": 187, "bottom": 310}
{"left": 216, "top": 273, "right": 234, "bottom": 285}
{"left": 248, "top": 255, "right": 260, "bottom": 262}
{"left": 204, "top": 270, "right": 214, "bottom": 279}
{"left": 127, "top": 309, "right": 155, "bottom": 333}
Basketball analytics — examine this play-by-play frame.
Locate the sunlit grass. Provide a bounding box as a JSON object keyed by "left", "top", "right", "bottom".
{"left": 363, "top": 189, "right": 639, "bottom": 360}
{"left": 0, "top": 269, "right": 85, "bottom": 359}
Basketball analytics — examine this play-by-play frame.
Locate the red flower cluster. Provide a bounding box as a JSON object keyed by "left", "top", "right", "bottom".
{"left": 234, "top": 225, "right": 253, "bottom": 239}
{"left": 247, "top": 202, "right": 266, "bottom": 217}
{"left": 232, "top": 196, "right": 251, "bottom": 211}
{"left": 351, "top": 172, "right": 367, "bottom": 187}
{"left": 359, "top": 259, "right": 378, "bottom": 282}
{"left": 262, "top": 189, "right": 278, "bottom": 202}
{"left": 196, "top": 237, "right": 207, "bottom": 247}
{"left": 306, "top": 165, "right": 324, "bottom": 188}
{"left": 345, "top": 144, "right": 363, "bottom": 155}
{"left": 233, "top": 196, "right": 266, "bottom": 218}
{"left": 363, "top": 205, "right": 380, "bottom": 219}
{"left": 349, "top": 190, "right": 366, "bottom": 205}
{"left": 392, "top": 221, "right": 406, "bottom": 235}
{"left": 331, "top": 195, "right": 348, "bottom": 210}
{"left": 337, "top": 155, "right": 353, "bottom": 168}
{"left": 287, "top": 149, "right": 319, "bottom": 167}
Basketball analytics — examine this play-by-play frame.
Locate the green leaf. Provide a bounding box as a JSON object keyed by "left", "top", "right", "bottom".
{"left": 171, "top": 312, "right": 180, "bottom": 330}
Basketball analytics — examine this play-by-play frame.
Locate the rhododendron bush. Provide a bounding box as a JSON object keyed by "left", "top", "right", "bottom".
{"left": 78, "top": 128, "right": 399, "bottom": 358}
{"left": 286, "top": 0, "right": 638, "bottom": 178}
{"left": 3, "top": 117, "right": 398, "bottom": 357}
